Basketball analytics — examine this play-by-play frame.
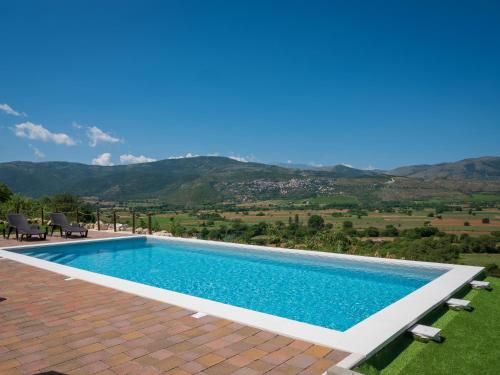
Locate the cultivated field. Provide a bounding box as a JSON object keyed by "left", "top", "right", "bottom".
{"left": 104, "top": 206, "right": 500, "bottom": 236}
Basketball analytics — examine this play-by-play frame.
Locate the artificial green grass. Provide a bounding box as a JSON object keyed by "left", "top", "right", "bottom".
{"left": 356, "top": 276, "right": 500, "bottom": 375}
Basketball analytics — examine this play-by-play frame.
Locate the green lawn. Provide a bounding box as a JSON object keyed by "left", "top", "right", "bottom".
{"left": 355, "top": 276, "right": 500, "bottom": 375}
{"left": 460, "top": 253, "right": 500, "bottom": 267}
{"left": 459, "top": 253, "right": 500, "bottom": 276}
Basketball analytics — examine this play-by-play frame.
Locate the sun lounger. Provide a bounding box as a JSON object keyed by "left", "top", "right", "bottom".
{"left": 6, "top": 214, "right": 47, "bottom": 241}
{"left": 446, "top": 298, "right": 472, "bottom": 311}
{"left": 470, "top": 280, "right": 491, "bottom": 290}
{"left": 408, "top": 324, "right": 442, "bottom": 342}
{"left": 49, "top": 213, "right": 88, "bottom": 238}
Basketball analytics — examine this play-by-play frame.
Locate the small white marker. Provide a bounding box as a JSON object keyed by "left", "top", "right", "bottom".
{"left": 191, "top": 312, "right": 208, "bottom": 319}
{"left": 64, "top": 277, "right": 76, "bottom": 281}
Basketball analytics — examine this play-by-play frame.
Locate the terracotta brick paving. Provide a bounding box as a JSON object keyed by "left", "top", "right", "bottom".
{"left": 0, "top": 238, "right": 349, "bottom": 374}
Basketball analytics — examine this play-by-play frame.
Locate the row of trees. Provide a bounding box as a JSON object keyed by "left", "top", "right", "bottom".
{"left": 162, "top": 213, "right": 499, "bottom": 263}
{"left": 0, "top": 183, "right": 93, "bottom": 224}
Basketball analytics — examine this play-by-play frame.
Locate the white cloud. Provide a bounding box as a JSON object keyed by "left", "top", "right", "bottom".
{"left": 29, "top": 144, "right": 45, "bottom": 159}
{"left": 91, "top": 152, "right": 114, "bottom": 166}
{"left": 228, "top": 154, "right": 257, "bottom": 163}
{"left": 364, "top": 165, "right": 376, "bottom": 170}
{"left": 309, "top": 162, "right": 324, "bottom": 168}
{"left": 12, "top": 122, "right": 76, "bottom": 145}
{"left": 166, "top": 153, "right": 256, "bottom": 163}
{"left": 229, "top": 155, "right": 249, "bottom": 163}
{"left": 120, "top": 154, "right": 156, "bottom": 164}
{"left": 0, "top": 103, "right": 26, "bottom": 117}
{"left": 86, "top": 125, "right": 121, "bottom": 147}
{"left": 341, "top": 163, "right": 354, "bottom": 168}
{"left": 168, "top": 152, "right": 200, "bottom": 159}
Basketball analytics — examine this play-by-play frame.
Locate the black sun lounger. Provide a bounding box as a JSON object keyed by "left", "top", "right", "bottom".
{"left": 6, "top": 213, "right": 47, "bottom": 241}
{"left": 49, "top": 212, "right": 88, "bottom": 238}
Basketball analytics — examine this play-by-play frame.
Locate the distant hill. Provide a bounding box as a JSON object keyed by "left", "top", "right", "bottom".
{"left": 389, "top": 157, "right": 500, "bottom": 180}
{"left": 1, "top": 156, "right": 499, "bottom": 206}
{"left": 0, "top": 157, "right": 380, "bottom": 205}
{"left": 273, "top": 162, "right": 379, "bottom": 177}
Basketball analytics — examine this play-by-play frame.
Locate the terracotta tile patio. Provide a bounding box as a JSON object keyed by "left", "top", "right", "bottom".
{"left": 0, "top": 233, "right": 349, "bottom": 374}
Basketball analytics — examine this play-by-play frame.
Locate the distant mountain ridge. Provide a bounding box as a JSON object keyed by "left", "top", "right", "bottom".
{"left": 276, "top": 156, "right": 500, "bottom": 180}
{"left": 0, "top": 157, "right": 378, "bottom": 204}
{"left": 0, "top": 156, "right": 499, "bottom": 205}
{"left": 273, "top": 162, "right": 379, "bottom": 177}
{"left": 388, "top": 156, "right": 500, "bottom": 180}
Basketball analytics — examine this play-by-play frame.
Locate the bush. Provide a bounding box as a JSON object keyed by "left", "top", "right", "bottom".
{"left": 363, "top": 226, "right": 380, "bottom": 237}
{"left": 485, "top": 263, "right": 499, "bottom": 277}
{"left": 308, "top": 215, "right": 325, "bottom": 230}
{"left": 464, "top": 221, "right": 471, "bottom": 226}
{"left": 482, "top": 218, "right": 490, "bottom": 224}
{"left": 342, "top": 221, "right": 353, "bottom": 229}
{"left": 381, "top": 224, "right": 399, "bottom": 237}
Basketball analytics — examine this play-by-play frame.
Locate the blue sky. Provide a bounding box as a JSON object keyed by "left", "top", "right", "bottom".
{"left": 1, "top": 0, "right": 499, "bottom": 169}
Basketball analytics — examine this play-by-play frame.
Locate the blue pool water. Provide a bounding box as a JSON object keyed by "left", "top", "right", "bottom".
{"left": 15, "top": 238, "right": 448, "bottom": 331}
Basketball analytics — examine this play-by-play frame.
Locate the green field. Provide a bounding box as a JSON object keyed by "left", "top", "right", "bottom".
{"left": 470, "top": 193, "right": 500, "bottom": 203}
{"left": 96, "top": 205, "right": 500, "bottom": 237}
{"left": 356, "top": 276, "right": 500, "bottom": 375}
{"left": 459, "top": 253, "right": 500, "bottom": 276}
{"left": 308, "top": 195, "right": 359, "bottom": 206}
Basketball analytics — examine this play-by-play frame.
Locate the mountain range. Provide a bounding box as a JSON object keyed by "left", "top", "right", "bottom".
{"left": 388, "top": 156, "right": 500, "bottom": 180}
{"left": 0, "top": 156, "right": 499, "bottom": 205}
{"left": 277, "top": 156, "right": 500, "bottom": 180}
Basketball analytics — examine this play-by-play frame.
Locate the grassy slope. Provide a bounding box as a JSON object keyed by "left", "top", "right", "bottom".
{"left": 459, "top": 253, "right": 500, "bottom": 277}
{"left": 356, "top": 276, "right": 500, "bottom": 375}
{"left": 459, "top": 253, "right": 500, "bottom": 267}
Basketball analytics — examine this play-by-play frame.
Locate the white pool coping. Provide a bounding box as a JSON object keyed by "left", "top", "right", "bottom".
{"left": 0, "top": 234, "right": 483, "bottom": 365}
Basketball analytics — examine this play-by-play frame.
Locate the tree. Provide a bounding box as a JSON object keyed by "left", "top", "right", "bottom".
{"left": 44, "top": 193, "right": 82, "bottom": 213}
{"left": 482, "top": 218, "right": 490, "bottom": 224}
{"left": 364, "top": 226, "right": 380, "bottom": 237}
{"left": 0, "top": 182, "right": 13, "bottom": 203}
{"left": 381, "top": 224, "right": 399, "bottom": 237}
{"left": 308, "top": 215, "right": 325, "bottom": 231}
{"left": 342, "top": 221, "right": 353, "bottom": 229}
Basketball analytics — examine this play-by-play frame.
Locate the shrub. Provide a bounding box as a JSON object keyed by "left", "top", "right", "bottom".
{"left": 342, "top": 221, "right": 353, "bottom": 229}
{"left": 482, "top": 218, "right": 490, "bottom": 224}
{"left": 364, "top": 226, "right": 380, "bottom": 237}
{"left": 381, "top": 224, "right": 399, "bottom": 237}
{"left": 307, "top": 215, "right": 325, "bottom": 230}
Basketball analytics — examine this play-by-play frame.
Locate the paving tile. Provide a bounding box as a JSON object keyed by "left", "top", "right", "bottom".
{"left": 304, "top": 345, "right": 331, "bottom": 358}
{"left": 197, "top": 353, "right": 225, "bottom": 367}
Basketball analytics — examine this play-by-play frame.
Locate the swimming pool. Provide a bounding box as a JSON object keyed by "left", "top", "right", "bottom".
{"left": 14, "top": 237, "right": 445, "bottom": 331}
{"left": 0, "top": 235, "right": 482, "bottom": 362}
